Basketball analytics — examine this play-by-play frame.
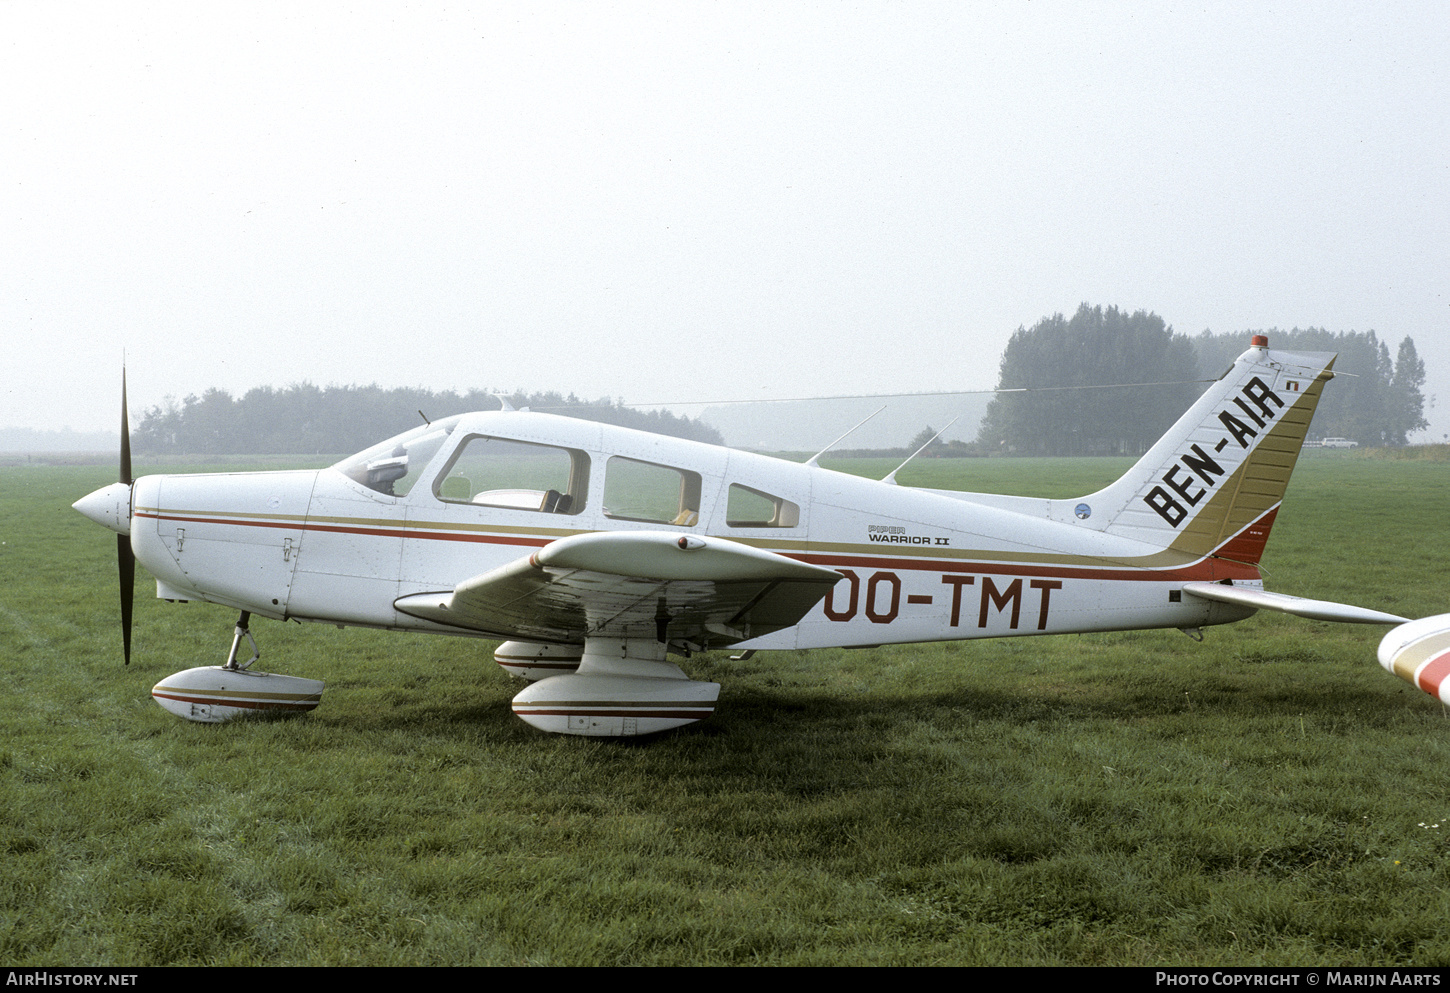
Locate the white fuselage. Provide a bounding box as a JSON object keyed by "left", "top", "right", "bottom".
{"left": 127, "top": 410, "right": 1256, "bottom": 651}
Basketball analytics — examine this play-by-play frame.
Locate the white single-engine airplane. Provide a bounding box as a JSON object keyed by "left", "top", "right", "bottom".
{"left": 74, "top": 336, "right": 1450, "bottom": 735}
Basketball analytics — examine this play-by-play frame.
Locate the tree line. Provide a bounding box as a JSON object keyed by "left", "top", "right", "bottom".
{"left": 976, "top": 304, "right": 1429, "bottom": 456}
{"left": 132, "top": 307, "right": 1429, "bottom": 458}
{"left": 132, "top": 385, "right": 723, "bottom": 455}
{"left": 1190, "top": 327, "right": 1427, "bottom": 448}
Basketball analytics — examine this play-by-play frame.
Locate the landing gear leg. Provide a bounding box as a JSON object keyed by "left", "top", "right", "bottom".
{"left": 224, "top": 611, "right": 260, "bottom": 671}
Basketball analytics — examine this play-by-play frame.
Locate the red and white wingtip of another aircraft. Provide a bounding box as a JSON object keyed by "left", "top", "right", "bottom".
{"left": 1380, "top": 614, "right": 1450, "bottom": 705}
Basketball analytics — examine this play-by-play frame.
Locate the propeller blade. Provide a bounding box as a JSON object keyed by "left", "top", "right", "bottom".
{"left": 119, "top": 368, "right": 134, "bottom": 664}
{"left": 118, "top": 533, "right": 134, "bottom": 665}
{"left": 120, "top": 368, "right": 131, "bottom": 485}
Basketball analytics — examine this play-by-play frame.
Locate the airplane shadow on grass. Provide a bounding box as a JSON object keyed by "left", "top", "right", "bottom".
{"left": 248, "top": 647, "right": 1429, "bottom": 744}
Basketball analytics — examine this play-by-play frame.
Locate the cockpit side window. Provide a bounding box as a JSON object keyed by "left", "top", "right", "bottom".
{"left": 603, "top": 457, "right": 702, "bottom": 526}
{"left": 334, "top": 418, "right": 459, "bottom": 497}
{"left": 434, "top": 436, "right": 589, "bottom": 514}
{"left": 726, "top": 483, "right": 800, "bottom": 528}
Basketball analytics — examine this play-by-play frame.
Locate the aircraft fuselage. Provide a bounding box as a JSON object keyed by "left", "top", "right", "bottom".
{"left": 127, "top": 410, "right": 1257, "bottom": 653}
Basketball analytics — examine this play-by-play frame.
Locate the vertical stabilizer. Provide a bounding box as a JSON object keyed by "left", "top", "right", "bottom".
{"left": 1073, "top": 337, "right": 1336, "bottom": 564}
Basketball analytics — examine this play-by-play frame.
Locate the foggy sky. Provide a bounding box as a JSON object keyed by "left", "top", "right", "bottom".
{"left": 4, "top": 2, "right": 1447, "bottom": 447}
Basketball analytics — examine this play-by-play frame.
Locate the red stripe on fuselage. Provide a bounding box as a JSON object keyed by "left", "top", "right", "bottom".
{"left": 134, "top": 509, "right": 1262, "bottom": 584}
{"left": 135, "top": 510, "right": 553, "bottom": 548}
{"left": 794, "top": 552, "right": 1252, "bottom": 583}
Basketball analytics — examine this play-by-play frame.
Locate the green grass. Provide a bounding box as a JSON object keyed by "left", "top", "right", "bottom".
{"left": 2, "top": 454, "right": 1449, "bottom": 964}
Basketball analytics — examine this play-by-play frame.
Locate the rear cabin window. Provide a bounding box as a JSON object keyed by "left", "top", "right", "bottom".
{"left": 603, "top": 457, "right": 702, "bottom": 526}
{"left": 434, "top": 436, "right": 588, "bottom": 514}
{"left": 726, "top": 483, "right": 800, "bottom": 528}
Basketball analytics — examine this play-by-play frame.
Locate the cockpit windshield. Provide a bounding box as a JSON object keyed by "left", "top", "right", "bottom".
{"left": 333, "top": 416, "right": 461, "bottom": 496}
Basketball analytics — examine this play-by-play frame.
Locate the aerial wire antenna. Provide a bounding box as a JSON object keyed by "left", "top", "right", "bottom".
{"left": 804, "top": 405, "right": 886, "bottom": 468}
{"left": 604, "top": 378, "right": 1219, "bottom": 409}
{"left": 882, "top": 417, "right": 959, "bottom": 485}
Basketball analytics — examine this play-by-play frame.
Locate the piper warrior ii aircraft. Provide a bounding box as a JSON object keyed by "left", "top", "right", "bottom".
{"left": 74, "top": 336, "right": 1450, "bottom": 736}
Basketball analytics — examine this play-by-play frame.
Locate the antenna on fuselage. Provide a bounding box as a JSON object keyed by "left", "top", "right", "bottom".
{"left": 804, "top": 405, "right": 886, "bottom": 468}
{"left": 495, "top": 395, "right": 516, "bottom": 412}
{"left": 881, "top": 417, "right": 958, "bottom": 485}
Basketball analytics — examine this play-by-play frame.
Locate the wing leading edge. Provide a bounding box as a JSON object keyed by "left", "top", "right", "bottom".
{"left": 394, "top": 530, "right": 843, "bottom": 647}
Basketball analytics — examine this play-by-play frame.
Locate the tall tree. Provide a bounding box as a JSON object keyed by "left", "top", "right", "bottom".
{"left": 1390, "top": 336, "right": 1430, "bottom": 445}
{"left": 1192, "top": 329, "right": 1428, "bottom": 446}
{"left": 976, "top": 304, "right": 1201, "bottom": 456}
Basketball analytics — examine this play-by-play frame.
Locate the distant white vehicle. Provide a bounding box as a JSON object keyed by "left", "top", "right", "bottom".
{"left": 1322, "top": 437, "right": 1359, "bottom": 448}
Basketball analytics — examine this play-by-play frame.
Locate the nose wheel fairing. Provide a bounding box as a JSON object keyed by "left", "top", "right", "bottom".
{"left": 150, "top": 611, "right": 325, "bottom": 723}
{"left": 151, "top": 666, "right": 325, "bottom": 723}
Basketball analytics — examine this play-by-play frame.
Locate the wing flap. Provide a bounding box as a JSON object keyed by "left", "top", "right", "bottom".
{"left": 1181, "top": 581, "right": 1409, "bottom": 625}
{"left": 395, "top": 530, "right": 842, "bottom": 646}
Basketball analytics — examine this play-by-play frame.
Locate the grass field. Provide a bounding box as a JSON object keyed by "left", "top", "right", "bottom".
{"left": 2, "top": 449, "right": 1449, "bottom": 965}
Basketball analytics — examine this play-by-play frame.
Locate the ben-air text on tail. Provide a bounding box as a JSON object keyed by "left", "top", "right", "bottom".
{"left": 73, "top": 335, "right": 1446, "bottom": 735}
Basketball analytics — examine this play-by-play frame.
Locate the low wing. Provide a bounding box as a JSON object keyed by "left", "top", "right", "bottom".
{"left": 1181, "top": 581, "right": 1409, "bottom": 625}
{"left": 394, "top": 530, "right": 843, "bottom": 647}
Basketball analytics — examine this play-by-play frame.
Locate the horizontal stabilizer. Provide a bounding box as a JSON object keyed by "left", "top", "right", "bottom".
{"left": 1181, "top": 581, "right": 1410, "bottom": 625}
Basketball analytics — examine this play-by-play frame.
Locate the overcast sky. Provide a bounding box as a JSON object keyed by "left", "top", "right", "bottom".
{"left": 4, "top": 1, "right": 1447, "bottom": 443}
